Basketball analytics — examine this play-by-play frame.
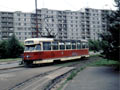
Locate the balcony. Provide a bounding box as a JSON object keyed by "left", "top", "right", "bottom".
{"left": 1, "top": 24, "right": 13, "bottom": 28}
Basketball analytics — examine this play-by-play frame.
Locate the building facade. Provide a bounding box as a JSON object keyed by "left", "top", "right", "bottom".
{"left": 0, "top": 8, "right": 111, "bottom": 41}
{"left": 14, "top": 11, "right": 32, "bottom": 41}
{"left": 0, "top": 12, "right": 14, "bottom": 39}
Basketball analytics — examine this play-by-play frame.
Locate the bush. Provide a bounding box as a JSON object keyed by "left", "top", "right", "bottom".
{"left": 0, "top": 34, "right": 24, "bottom": 59}
{"left": 0, "top": 40, "right": 9, "bottom": 58}
{"left": 88, "top": 40, "right": 102, "bottom": 52}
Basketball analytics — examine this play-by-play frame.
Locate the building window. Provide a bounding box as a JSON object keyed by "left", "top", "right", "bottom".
{"left": 17, "top": 13, "right": 20, "bottom": 16}
{"left": 16, "top": 32, "right": 18, "bottom": 35}
{"left": 76, "top": 17, "right": 78, "bottom": 19}
{"left": 25, "top": 32, "right": 27, "bottom": 35}
{"left": 24, "top": 23, "right": 26, "bottom": 25}
{"left": 19, "top": 37, "right": 21, "bottom": 39}
{"left": 24, "top": 37, "right": 27, "bottom": 39}
{"left": 29, "top": 32, "right": 31, "bottom": 35}
{"left": 28, "top": 28, "right": 31, "bottom": 30}
{"left": 24, "top": 14, "right": 26, "bottom": 17}
{"left": 18, "top": 23, "right": 21, "bottom": 26}
{"left": 24, "top": 18, "right": 26, "bottom": 21}
{"left": 19, "top": 32, "right": 21, "bottom": 35}
{"left": 18, "top": 18, "right": 21, "bottom": 21}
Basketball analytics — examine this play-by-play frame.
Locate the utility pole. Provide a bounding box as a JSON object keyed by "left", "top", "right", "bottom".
{"left": 35, "top": 0, "right": 39, "bottom": 38}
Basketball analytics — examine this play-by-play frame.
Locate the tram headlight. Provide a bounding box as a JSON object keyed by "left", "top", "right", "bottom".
{"left": 26, "top": 55, "right": 31, "bottom": 58}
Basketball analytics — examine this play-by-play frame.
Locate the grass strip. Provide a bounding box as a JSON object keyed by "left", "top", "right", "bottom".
{"left": 0, "top": 58, "right": 22, "bottom": 62}
{"left": 57, "top": 67, "right": 86, "bottom": 90}
{"left": 90, "top": 59, "right": 119, "bottom": 66}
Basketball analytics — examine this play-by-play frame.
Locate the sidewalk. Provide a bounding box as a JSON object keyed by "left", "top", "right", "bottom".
{"left": 64, "top": 66, "right": 119, "bottom": 90}
{"left": 0, "top": 61, "right": 22, "bottom": 70}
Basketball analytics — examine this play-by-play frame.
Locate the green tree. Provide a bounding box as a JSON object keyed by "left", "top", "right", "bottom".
{"left": 101, "top": 0, "right": 120, "bottom": 61}
{"left": 88, "top": 40, "right": 102, "bottom": 52}
{"left": 0, "top": 40, "right": 8, "bottom": 58}
{"left": 7, "top": 34, "right": 24, "bottom": 58}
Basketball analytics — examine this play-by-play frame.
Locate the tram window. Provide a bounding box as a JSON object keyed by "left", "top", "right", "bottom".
{"left": 35, "top": 44, "right": 41, "bottom": 50}
{"left": 25, "top": 45, "right": 35, "bottom": 51}
{"left": 66, "top": 42, "right": 71, "bottom": 49}
{"left": 86, "top": 43, "right": 89, "bottom": 48}
{"left": 72, "top": 42, "right": 76, "bottom": 49}
{"left": 43, "top": 42, "right": 51, "bottom": 50}
{"left": 82, "top": 43, "right": 86, "bottom": 48}
{"left": 77, "top": 42, "right": 81, "bottom": 49}
{"left": 59, "top": 42, "right": 65, "bottom": 50}
{"left": 25, "top": 41, "right": 34, "bottom": 44}
{"left": 52, "top": 42, "right": 58, "bottom": 50}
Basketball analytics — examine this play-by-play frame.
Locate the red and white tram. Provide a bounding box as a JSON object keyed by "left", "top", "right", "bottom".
{"left": 23, "top": 38, "right": 89, "bottom": 65}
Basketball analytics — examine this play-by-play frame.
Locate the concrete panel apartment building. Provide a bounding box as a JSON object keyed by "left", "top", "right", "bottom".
{"left": 0, "top": 8, "right": 111, "bottom": 41}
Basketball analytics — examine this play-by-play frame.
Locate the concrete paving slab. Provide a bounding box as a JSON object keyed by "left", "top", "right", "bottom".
{"left": 0, "top": 62, "right": 21, "bottom": 70}
{"left": 64, "top": 66, "right": 120, "bottom": 90}
{"left": 0, "top": 62, "right": 19, "bottom": 70}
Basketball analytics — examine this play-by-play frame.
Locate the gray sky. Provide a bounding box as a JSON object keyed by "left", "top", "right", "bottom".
{"left": 0, "top": 0, "right": 116, "bottom": 12}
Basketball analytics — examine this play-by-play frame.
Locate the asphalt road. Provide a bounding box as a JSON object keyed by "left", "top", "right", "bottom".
{"left": 64, "top": 66, "right": 120, "bottom": 90}
{"left": 0, "top": 66, "right": 62, "bottom": 90}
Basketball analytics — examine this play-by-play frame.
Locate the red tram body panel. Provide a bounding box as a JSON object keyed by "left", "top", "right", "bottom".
{"left": 24, "top": 49, "right": 89, "bottom": 61}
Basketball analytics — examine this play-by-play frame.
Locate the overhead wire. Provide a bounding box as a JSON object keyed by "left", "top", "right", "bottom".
{"left": 0, "top": 4, "right": 20, "bottom": 11}
{"left": 63, "top": 0, "right": 78, "bottom": 10}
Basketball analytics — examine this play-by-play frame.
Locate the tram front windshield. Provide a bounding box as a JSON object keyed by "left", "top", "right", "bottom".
{"left": 24, "top": 44, "right": 41, "bottom": 51}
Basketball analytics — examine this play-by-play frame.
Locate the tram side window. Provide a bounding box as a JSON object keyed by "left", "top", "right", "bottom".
{"left": 82, "top": 42, "right": 86, "bottom": 48}
{"left": 59, "top": 42, "right": 65, "bottom": 50}
{"left": 35, "top": 44, "right": 41, "bottom": 50}
{"left": 86, "top": 43, "right": 89, "bottom": 48}
{"left": 82, "top": 42, "right": 89, "bottom": 48}
{"left": 43, "top": 42, "right": 51, "bottom": 50}
{"left": 72, "top": 42, "right": 76, "bottom": 49}
{"left": 66, "top": 42, "right": 71, "bottom": 49}
{"left": 52, "top": 42, "right": 58, "bottom": 50}
{"left": 77, "top": 42, "right": 81, "bottom": 49}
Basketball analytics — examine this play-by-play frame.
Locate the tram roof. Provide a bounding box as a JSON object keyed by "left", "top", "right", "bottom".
{"left": 25, "top": 38, "right": 88, "bottom": 42}
{"left": 24, "top": 38, "right": 54, "bottom": 45}
{"left": 25, "top": 38, "right": 54, "bottom": 42}
{"left": 55, "top": 39, "right": 88, "bottom": 42}
{"left": 24, "top": 38, "right": 88, "bottom": 45}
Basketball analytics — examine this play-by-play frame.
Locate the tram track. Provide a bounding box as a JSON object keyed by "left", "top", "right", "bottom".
{"left": 0, "top": 58, "right": 86, "bottom": 74}
{"left": 9, "top": 66, "right": 66, "bottom": 90}
{"left": 3, "top": 60, "right": 79, "bottom": 90}
{"left": 9, "top": 57, "right": 97, "bottom": 90}
{"left": 0, "top": 56, "right": 100, "bottom": 90}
